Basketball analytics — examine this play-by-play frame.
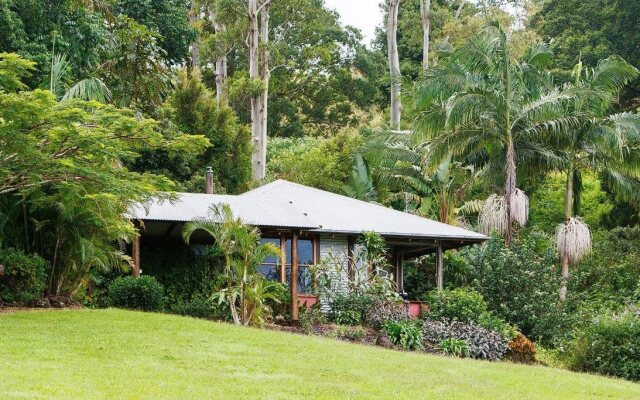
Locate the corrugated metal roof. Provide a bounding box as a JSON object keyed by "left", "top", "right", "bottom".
{"left": 129, "top": 180, "right": 487, "bottom": 241}
{"left": 128, "top": 192, "right": 318, "bottom": 229}
{"left": 240, "top": 180, "right": 487, "bottom": 241}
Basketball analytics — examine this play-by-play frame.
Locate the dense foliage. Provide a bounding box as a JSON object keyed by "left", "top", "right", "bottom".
{"left": 422, "top": 318, "right": 509, "bottom": 361}
{"left": 0, "top": 248, "right": 48, "bottom": 304}
{"left": 565, "top": 306, "right": 640, "bottom": 381}
{"left": 107, "top": 276, "right": 166, "bottom": 312}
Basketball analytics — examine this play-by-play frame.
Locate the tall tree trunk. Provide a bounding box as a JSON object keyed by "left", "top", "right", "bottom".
{"left": 248, "top": 0, "right": 267, "bottom": 180}
{"left": 387, "top": 0, "right": 401, "bottom": 130}
{"left": 421, "top": 0, "right": 431, "bottom": 70}
{"left": 259, "top": 2, "right": 270, "bottom": 178}
{"left": 209, "top": 5, "right": 227, "bottom": 102}
{"left": 189, "top": 0, "right": 200, "bottom": 69}
{"left": 560, "top": 167, "right": 574, "bottom": 301}
{"left": 504, "top": 137, "right": 516, "bottom": 246}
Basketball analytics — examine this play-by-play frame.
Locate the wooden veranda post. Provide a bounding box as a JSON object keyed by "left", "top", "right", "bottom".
{"left": 290, "top": 230, "right": 299, "bottom": 321}
{"left": 435, "top": 241, "right": 443, "bottom": 290}
{"left": 132, "top": 234, "right": 141, "bottom": 278}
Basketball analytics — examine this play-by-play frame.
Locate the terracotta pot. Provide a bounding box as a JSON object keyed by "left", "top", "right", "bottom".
{"left": 407, "top": 301, "right": 423, "bottom": 318}
{"left": 298, "top": 294, "right": 318, "bottom": 308}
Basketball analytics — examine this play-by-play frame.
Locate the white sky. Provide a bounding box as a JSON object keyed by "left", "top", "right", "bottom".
{"left": 324, "top": 0, "right": 383, "bottom": 46}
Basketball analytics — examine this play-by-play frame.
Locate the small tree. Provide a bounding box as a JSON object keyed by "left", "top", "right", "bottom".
{"left": 183, "top": 204, "right": 282, "bottom": 325}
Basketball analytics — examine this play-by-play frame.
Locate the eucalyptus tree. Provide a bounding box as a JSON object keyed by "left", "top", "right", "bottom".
{"left": 553, "top": 56, "right": 640, "bottom": 300}
{"left": 413, "top": 21, "right": 579, "bottom": 244}
{"left": 387, "top": 0, "right": 402, "bottom": 129}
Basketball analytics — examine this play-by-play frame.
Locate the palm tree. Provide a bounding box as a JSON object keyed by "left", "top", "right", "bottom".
{"left": 413, "top": 21, "right": 580, "bottom": 244}
{"left": 553, "top": 56, "right": 640, "bottom": 299}
{"left": 49, "top": 52, "right": 111, "bottom": 103}
{"left": 182, "top": 204, "right": 281, "bottom": 325}
{"left": 362, "top": 131, "right": 479, "bottom": 225}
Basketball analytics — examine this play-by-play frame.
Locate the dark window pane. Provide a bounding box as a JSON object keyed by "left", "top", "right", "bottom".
{"left": 286, "top": 266, "right": 312, "bottom": 293}
{"left": 298, "top": 239, "right": 313, "bottom": 265}
{"left": 257, "top": 264, "right": 280, "bottom": 281}
{"left": 284, "top": 239, "right": 291, "bottom": 264}
{"left": 261, "top": 238, "right": 280, "bottom": 264}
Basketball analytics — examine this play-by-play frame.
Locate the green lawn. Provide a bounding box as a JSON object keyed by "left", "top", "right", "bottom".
{"left": 0, "top": 309, "right": 638, "bottom": 399}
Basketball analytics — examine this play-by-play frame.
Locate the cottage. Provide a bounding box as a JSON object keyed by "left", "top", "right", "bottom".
{"left": 128, "top": 174, "right": 487, "bottom": 320}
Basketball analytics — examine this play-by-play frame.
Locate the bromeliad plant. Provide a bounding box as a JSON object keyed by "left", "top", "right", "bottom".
{"left": 183, "top": 204, "right": 285, "bottom": 326}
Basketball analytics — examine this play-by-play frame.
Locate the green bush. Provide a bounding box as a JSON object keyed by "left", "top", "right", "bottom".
{"left": 330, "top": 293, "right": 375, "bottom": 324}
{"left": 0, "top": 248, "right": 48, "bottom": 304}
{"left": 172, "top": 297, "right": 214, "bottom": 319}
{"left": 107, "top": 276, "right": 165, "bottom": 312}
{"left": 384, "top": 320, "right": 423, "bottom": 351}
{"left": 424, "top": 288, "right": 517, "bottom": 340}
{"left": 564, "top": 306, "right": 640, "bottom": 381}
{"left": 334, "top": 309, "right": 362, "bottom": 325}
{"left": 464, "top": 231, "right": 563, "bottom": 342}
{"left": 425, "top": 288, "right": 487, "bottom": 322}
{"left": 438, "top": 338, "right": 470, "bottom": 358}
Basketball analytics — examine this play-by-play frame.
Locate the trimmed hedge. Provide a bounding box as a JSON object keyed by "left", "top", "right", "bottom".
{"left": 107, "top": 276, "right": 165, "bottom": 311}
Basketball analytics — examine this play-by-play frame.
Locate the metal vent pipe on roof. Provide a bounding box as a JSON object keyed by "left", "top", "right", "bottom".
{"left": 205, "top": 167, "right": 214, "bottom": 194}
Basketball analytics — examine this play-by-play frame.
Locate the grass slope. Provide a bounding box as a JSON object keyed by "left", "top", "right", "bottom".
{"left": 0, "top": 309, "right": 638, "bottom": 399}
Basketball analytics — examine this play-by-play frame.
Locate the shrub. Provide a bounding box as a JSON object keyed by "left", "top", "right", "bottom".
{"left": 172, "top": 297, "right": 214, "bottom": 319}
{"left": 384, "top": 320, "right": 423, "bottom": 350}
{"left": 424, "top": 288, "right": 518, "bottom": 341}
{"left": 425, "top": 288, "right": 487, "bottom": 322}
{"left": 423, "top": 319, "right": 509, "bottom": 360}
{"left": 336, "top": 325, "right": 366, "bottom": 341}
{"left": 107, "top": 276, "right": 165, "bottom": 311}
{"left": 564, "top": 307, "right": 640, "bottom": 381}
{"left": 334, "top": 310, "right": 362, "bottom": 326}
{"left": 364, "top": 298, "right": 409, "bottom": 330}
{"left": 330, "top": 293, "right": 375, "bottom": 324}
{"left": 300, "top": 307, "right": 327, "bottom": 335}
{"left": 0, "top": 248, "right": 48, "bottom": 304}
{"left": 464, "top": 231, "right": 563, "bottom": 342}
{"left": 438, "top": 338, "right": 471, "bottom": 358}
{"left": 507, "top": 334, "right": 537, "bottom": 363}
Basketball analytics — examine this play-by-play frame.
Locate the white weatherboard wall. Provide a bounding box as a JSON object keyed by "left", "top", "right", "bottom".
{"left": 318, "top": 234, "right": 350, "bottom": 310}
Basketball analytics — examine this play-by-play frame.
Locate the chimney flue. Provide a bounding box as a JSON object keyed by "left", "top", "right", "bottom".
{"left": 205, "top": 167, "right": 214, "bottom": 194}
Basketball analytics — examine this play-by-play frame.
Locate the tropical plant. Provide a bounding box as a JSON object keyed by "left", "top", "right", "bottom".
{"left": 413, "top": 21, "right": 582, "bottom": 244}
{"left": 384, "top": 320, "right": 424, "bottom": 350}
{"left": 342, "top": 154, "right": 377, "bottom": 202}
{"left": 0, "top": 53, "right": 208, "bottom": 296}
{"left": 438, "top": 337, "right": 471, "bottom": 357}
{"left": 47, "top": 50, "right": 111, "bottom": 102}
{"left": 182, "top": 204, "right": 282, "bottom": 326}
{"left": 551, "top": 56, "right": 640, "bottom": 300}
{"left": 363, "top": 131, "right": 480, "bottom": 224}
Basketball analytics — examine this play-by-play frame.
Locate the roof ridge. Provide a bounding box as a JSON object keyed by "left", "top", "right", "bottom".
{"left": 243, "top": 180, "right": 478, "bottom": 233}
